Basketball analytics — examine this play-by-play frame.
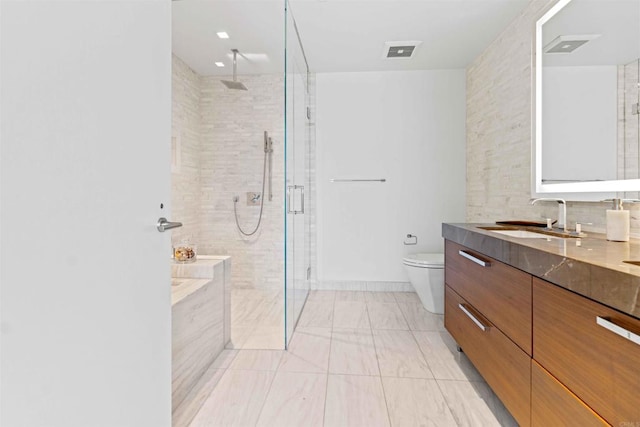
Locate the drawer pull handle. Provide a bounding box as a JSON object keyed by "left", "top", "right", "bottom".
{"left": 458, "top": 303, "right": 490, "bottom": 332}
{"left": 596, "top": 316, "right": 640, "bottom": 346}
{"left": 458, "top": 250, "right": 491, "bottom": 267}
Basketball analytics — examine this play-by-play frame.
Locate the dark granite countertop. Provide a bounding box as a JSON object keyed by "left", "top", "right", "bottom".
{"left": 442, "top": 223, "right": 640, "bottom": 319}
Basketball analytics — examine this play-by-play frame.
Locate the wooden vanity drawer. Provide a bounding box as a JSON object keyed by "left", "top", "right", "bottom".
{"left": 533, "top": 278, "right": 640, "bottom": 425}
{"left": 445, "top": 240, "right": 532, "bottom": 355}
{"left": 445, "top": 285, "right": 531, "bottom": 426}
{"left": 532, "top": 360, "right": 610, "bottom": 426}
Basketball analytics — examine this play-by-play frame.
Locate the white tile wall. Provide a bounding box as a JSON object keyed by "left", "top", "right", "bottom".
{"left": 172, "top": 55, "right": 288, "bottom": 290}
{"left": 172, "top": 55, "right": 202, "bottom": 244}
{"left": 198, "top": 74, "right": 285, "bottom": 289}
{"left": 621, "top": 60, "right": 640, "bottom": 202}
{"left": 466, "top": 0, "right": 640, "bottom": 235}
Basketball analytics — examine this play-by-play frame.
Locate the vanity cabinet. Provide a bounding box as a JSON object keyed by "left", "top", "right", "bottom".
{"left": 533, "top": 277, "right": 640, "bottom": 425}
{"left": 444, "top": 237, "right": 640, "bottom": 426}
{"left": 531, "top": 360, "right": 608, "bottom": 426}
{"left": 444, "top": 240, "right": 532, "bottom": 425}
{"left": 445, "top": 241, "right": 532, "bottom": 355}
{"left": 445, "top": 286, "right": 532, "bottom": 424}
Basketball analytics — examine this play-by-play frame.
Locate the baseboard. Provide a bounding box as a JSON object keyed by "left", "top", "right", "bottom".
{"left": 312, "top": 280, "right": 414, "bottom": 292}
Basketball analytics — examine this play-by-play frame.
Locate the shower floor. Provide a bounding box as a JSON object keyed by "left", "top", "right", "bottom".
{"left": 227, "top": 288, "right": 285, "bottom": 350}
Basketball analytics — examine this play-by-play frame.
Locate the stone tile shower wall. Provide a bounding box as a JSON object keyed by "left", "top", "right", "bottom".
{"left": 171, "top": 55, "right": 201, "bottom": 244}
{"left": 171, "top": 55, "right": 288, "bottom": 290}
{"left": 620, "top": 60, "right": 640, "bottom": 202}
{"left": 466, "top": 0, "right": 640, "bottom": 234}
{"left": 198, "top": 74, "right": 285, "bottom": 289}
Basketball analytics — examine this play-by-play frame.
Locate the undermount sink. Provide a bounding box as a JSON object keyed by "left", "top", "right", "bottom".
{"left": 487, "top": 229, "right": 559, "bottom": 239}
{"left": 477, "top": 226, "right": 561, "bottom": 239}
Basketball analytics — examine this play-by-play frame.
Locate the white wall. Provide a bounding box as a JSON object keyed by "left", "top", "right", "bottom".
{"left": 316, "top": 70, "right": 466, "bottom": 284}
{"left": 542, "top": 66, "right": 617, "bottom": 182}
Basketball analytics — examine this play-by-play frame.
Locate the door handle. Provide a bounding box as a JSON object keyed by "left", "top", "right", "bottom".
{"left": 157, "top": 217, "right": 183, "bottom": 232}
{"left": 287, "top": 185, "right": 304, "bottom": 215}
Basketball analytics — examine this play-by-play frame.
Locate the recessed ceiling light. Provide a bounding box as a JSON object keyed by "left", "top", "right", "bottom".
{"left": 217, "top": 32, "right": 229, "bottom": 39}
{"left": 215, "top": 62, "right": 225, "bottom": 67}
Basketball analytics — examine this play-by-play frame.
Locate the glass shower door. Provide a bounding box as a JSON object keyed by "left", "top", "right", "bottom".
{"left": 285, "top": 0, "right": 311, "bottom": 346}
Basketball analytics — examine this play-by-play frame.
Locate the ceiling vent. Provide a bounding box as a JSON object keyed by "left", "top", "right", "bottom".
{"left": 383, "top": 41, "right": 422, "bottom": 59}
{"left": 544, "top": 34, "right": 600, "bottom": 54}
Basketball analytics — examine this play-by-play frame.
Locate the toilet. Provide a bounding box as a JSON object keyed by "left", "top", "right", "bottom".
{"left": 403, "top": 253, "right": 445, "bottom": 314}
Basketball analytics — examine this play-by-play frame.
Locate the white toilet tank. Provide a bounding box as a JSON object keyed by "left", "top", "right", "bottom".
{"left": 403, "top": 253, "right": 445, "bottom": 314}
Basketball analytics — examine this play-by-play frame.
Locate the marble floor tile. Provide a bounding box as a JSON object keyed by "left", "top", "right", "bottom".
{"left": 172, "top": 366, "right": 225, "bottom": 427}
{"left": 413, "top": 331, "right": 484, "bottom": 382}
{"left": 297, "top": 301, "right": 334, "bottom": 328}
{"left": 209, "top": 349, "right": 238, "bottom": 369}
{"left": 260, "top": 300, "right": 285, "bottom": 326}
{"left": 231, "top": 288, "right": 280, "bottom": 302}
{"left": 307, "top": 290, "right": 336, "bottom": 302}
{"left": 231, "top": 297, "right": 270, "bottom": 327}
{"left": 366, "top": 302, "right": 409, "bottom": 330}
{"left": 241, "top": 326, "right": 285, "bottom": 350}
{"left": 333, "top": 301, "right": 370, "bottom": 329}
{"left": 334, "top": 290, "right": 366, "bottom": 302}
{"left": 188, "top": 369, "right": 275, "bottom": 427}
{"left": 329, "top": 328, "right": 380, "bottom": 376}
{"left": 278, "top": 327, "right": 331, "bottom": 373}
{"left": 256, "top": 371, "right": 327, "bottom": 427}
{"left": 372, "top": 329, "right": 432, "bottom": 378}
{"left": 227, "top": 349, "right": 284, "bottom": 371}
{"left": 397, "top": 302, "right": 445, "bottom": 331}
{"left": 382, "top": 377, "right": 457, "bottom": 426}
{"left": 229, "top": 288, "right": 285, "bottom": 349}
{"left": 437, "top": 380, "right": 518, "bottom": 427}
{"left": 392, "top": 291, "right": 421, "bottom": 304}
{"left": 364, "top": 291, "right": 397, "bottom": 303}
{"left": 226, "top": 326, "right": 253, "bottom": 349}
{"left": 324, "top": 374, "right": 390, "bottom": 427}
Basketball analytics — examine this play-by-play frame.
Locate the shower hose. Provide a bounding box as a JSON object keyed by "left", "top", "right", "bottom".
{"left": 233, "top": 148, "right": 269, "bottom": 236}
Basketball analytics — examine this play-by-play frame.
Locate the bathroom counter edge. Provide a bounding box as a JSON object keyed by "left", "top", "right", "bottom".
{"left": 442, "top": 223, "right": 640, "bottom": 319}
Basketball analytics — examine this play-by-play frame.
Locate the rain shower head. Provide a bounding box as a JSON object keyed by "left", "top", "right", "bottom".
{"left": 221, "top": 80, "right": 248, "bottom": 90}
{"left": 221, "top": 49, "right": 248, "bottom": 91}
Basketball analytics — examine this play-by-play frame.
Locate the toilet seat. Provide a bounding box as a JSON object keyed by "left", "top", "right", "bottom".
{"left": 402, "top": 253, "right": 444, "bottom": 269}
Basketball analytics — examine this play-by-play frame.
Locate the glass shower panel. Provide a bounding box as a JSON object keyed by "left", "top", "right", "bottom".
{"left": 285, "top": 0, "right": 311, "bottom": 346}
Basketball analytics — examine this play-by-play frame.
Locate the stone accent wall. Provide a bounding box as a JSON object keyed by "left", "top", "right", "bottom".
{"left": 172, "top": 55, "right": 290, "bottom": 290}
{"left": 466, "top": 0, "right": 640, "bottom": 235}
{"left": 198, "top": 74, "right": 286, "bottom": 289}
{"left": 621, "top": 60, "right": 640, "bottom": 199}
{"left": 171, "top": 55, "right": 201, "bottom": 244}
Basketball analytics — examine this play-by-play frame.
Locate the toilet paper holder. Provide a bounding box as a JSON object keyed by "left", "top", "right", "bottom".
{"left": 404, "top": 234, "right": 418, "bottom": 245}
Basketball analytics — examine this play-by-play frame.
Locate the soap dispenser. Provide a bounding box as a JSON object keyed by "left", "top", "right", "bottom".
{"left": 606, "top": 198, "right": 629, "bottom": 242}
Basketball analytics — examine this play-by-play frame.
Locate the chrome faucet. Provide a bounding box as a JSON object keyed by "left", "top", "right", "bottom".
{"left": 531, "top": 198, "right": 567, "bottom": 233}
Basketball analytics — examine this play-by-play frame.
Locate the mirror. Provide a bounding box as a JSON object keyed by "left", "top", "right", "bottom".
{"left": 534, "top": 0, "right": 640, "bottom": 199}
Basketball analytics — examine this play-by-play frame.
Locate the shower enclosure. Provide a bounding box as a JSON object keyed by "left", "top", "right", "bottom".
{"left": 285, "top": 1, "right": 314, "bottom": 345}
{"left": 170, "top": 0, "right": 312, "bottom": 350}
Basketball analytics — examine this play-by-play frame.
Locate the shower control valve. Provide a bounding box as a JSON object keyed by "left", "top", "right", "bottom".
{"left": 246, "top": 192, "right": 262, "bottom": 206}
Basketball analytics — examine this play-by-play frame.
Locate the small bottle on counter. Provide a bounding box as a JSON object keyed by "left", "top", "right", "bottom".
{"left": 606, "top": 199, "right": 629, "bottom": 242}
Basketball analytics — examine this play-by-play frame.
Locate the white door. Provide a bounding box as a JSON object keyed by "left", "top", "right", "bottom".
{"left": 1, "top": 2, "right": 172, "bottom": 426}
